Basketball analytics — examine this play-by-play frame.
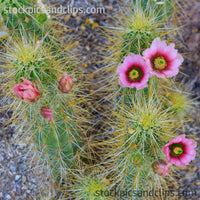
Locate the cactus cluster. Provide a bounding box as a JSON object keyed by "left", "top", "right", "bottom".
{"left": 0, "top": 1, "right": 88, "bottom": 196}
{"left": 0, "top": 0, "right": 197, "bottom": 199}
{"left": 95, "top": 0, "right": 197, "bottom": 198}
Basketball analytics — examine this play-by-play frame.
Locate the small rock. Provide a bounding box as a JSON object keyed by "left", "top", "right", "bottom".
{"left": 6, "top": 194, "right": 11, "bottom": 200}
{"left": 22, "top": 185, "right": 28, "bottom": 190}
{"left": 7, "top": 152, "right": 13, "bottom": 159}
{"left": 10, "top": 165, "right": 16, "bottom": 172}
{"left": 22, "top": 175, "right": 26, "bottom": 183}
{"left": 17, "top": 143, "right": 27, "bottom": 149}
{"left": 18, "top": 163, "right": 25, "bottom": 172}
{"left": 0, "top": 155, "right": 4, "bottom": 161}
{"left": 15, "top": 174, "right": 22, "bottom": 181}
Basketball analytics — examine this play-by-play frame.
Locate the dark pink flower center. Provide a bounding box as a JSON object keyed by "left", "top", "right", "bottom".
{"left": 152, "top": 56, "right": 168, "bottom": 71}
{"left": 169, "top": 143, "right": 184, "bottom": 157}
{"left": 126, "top": 66, "right": 144, "bottom": 82}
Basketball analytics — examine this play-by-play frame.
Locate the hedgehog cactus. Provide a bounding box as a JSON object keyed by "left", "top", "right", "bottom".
{"left": 0, "top": 30, "right": 87, "bottom": 194}
{"left": 0, "top": 0, "right": 198, "bottom": 199}
{"left": 97, "top": 0, "right": 197, "bottom": 196}
{"left": 71, "top": 174, "right": 111, "bottom": 200}
{"left": 105, "top": 90, "right": 181, "bottom": 190}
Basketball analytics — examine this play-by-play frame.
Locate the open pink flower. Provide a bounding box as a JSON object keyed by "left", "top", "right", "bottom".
{"left": 40, "top": 107, "right": 53, "bottom": 122}
{"left": 143, "top": 37, "right": 184, "bottom": 78}
{"left": 152, "top": 160, "right": 171, "bottom": 176}
{"left": 58, "top": 73, "right": 73, "bottom": 93}
{"left": 162, "top": 135, "right": 197, "bottom": 166}
{"left": 116, "top": 54, "right": 150, "bottom": 90}
{"left": 13, "top": 77, "right": 40, "bottom": 103}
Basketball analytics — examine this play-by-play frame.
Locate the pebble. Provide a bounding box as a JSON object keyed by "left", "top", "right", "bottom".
{"left": 15, "top": 174, "right": 22, "bottom": 181}
{"left": 22, "top": 175, "right": 26, "bottom": 183}
{"left": 10, "top": 164, "right": 16, "bottom": 172}
{"left": 18, "top": 163, "right": 25, "bottom": 172}
{"left": 7, "top": 152, "right": 13, "bottom": 159}
{"left": 0, "top": 155, "right": 4, "bottom": 161}
{"left": 18, "top": 143, "right": 27, "bottom": 149}
{"left": 5, "top": 194, "right": 11, "bottom": 200}
{"left": 22, "top": 185, "right": 28, "bottom": 190}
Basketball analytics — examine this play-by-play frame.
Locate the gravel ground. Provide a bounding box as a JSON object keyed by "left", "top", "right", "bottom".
{"left": 0, "top": 0, "right": 199, "bottom": 199}
{"left": 0, "top": 139, "right": 38, "bottom": 200}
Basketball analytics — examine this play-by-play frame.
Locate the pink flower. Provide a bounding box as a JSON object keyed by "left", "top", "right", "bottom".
{"left": 116, "top": 54, "right": 150, "bottom": 90}
{"left": 152, "top": 160, "right": 171, "bottom": 176}
{"left": 143, "top": 37, "right": 184, "bottom": 78}
{"left": 13, "top": 77, "right": 40, "bottom": 103}
{"left": 40, "top": 107, "right": 53, "bottom": 122}
{"left": 162, "top": 135, "right": 197, "bottom": 166}
{"left": 58, "top": 74, "right": 73, "bottom": 93}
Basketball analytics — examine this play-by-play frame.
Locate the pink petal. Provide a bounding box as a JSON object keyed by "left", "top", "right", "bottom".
{"left": 116, "top": 54, "right": 150, "bottom": 90}
{"left": 143, "top": 38, "right": 184, "bottom": 78}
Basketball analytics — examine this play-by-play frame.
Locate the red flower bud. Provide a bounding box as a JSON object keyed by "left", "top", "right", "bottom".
{"left": 13, "top": 78, "right": 40, "bottom": 103}
{"left": 152, "top": 160, "right": 171, "bottom": 176}
{"left": 58, "top": 73, "right": 73, "bottom": 93}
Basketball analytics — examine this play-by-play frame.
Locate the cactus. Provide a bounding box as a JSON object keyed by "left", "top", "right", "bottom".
{"left": 0, "top": 0, "right": 197, "bottom": 199}
{"left": 0, "top": 1, "right": 89, "bottom": 197}
{"left": 0, "top": 0, "right": 48, "bottom": 36}
{"left": 103, "top": 89, "right": 179, "bottom": 188}
{"left": 92, "top": 0, "right": 197, "bottom": 198}
{"left": 0, "top": 29, "right": 88, "bottom": 196}
{"left": 71, "top": 174, "right": 111, "bottom": 200}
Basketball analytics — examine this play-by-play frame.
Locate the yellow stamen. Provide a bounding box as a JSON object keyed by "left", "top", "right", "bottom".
{"left": 153, "top": 56, "right": 167, "bottom": 70}
{"left": 129, "top": 69, "right": 139, "bottom": 79}
{"left": 173, "top": 147, "right": 183, "bottom": 155}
